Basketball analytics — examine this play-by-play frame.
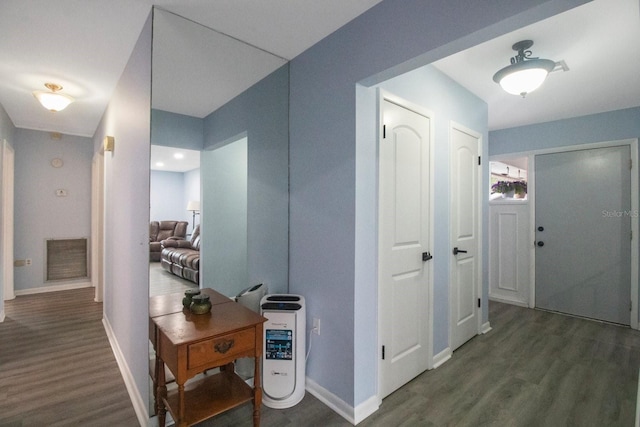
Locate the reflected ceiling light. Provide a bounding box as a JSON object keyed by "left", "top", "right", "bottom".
{"left": 174, "top": 153, "right": 184, "bottom": 159}
{"left": 33, "top": 82, "right": 74, "bottom": 112}
{"left": 492, "top": 40, "right": 555, "bottom": 98}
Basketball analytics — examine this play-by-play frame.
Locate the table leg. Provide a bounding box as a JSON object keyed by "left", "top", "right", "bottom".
{"left": 157, "top": 355, "right": 167, "bottom": 427}
{"left": 253, "top": 354, "right": 262, "bottom": 426}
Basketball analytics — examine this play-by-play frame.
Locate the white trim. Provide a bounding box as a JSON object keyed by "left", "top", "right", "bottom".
{"left": 103, "top": 316, "right": 149, "bottom": 427}
{"left": 490, "top": 138, "right": 639, "bottom": 328}
{"left": 0, "top": 309, "right": 5, "bottom": 322}
{"left": 2, "top": 139, "right": 15, "bottom": 301}
{"left": 306, "top": 376, "right": 359, "bottom": 425}
{"left": 432, "top": 347, "right": 452, "bottom": 369}
{"left": 14, "top": 280, "right": 92, "bottom": 296}
{"left": 376, "top": 90, "right": 436, "bottom": 402}
{"left": 635, "top": 369, "right": 640, "bottom": 427}
{"left": 481, "top": 321, "right": 492, "bottom": 334}
{"left": 488, "top": 295, "right": 529, "bottom": 308}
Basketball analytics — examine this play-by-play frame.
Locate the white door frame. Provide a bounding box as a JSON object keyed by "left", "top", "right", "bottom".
{"left": 91, "top": 150, "right": 105, "bottom": 303}
{"left": 376, "top": 90, "right": 435, "bottom": 402}
{"left": 490, "top": 138, "right": 639, "bottom": 329}
{"left": 2, "top": 139, "right": 15, "bottom": 304}
{"left": 448, "top": 121, "right": 484, "bottom": 348}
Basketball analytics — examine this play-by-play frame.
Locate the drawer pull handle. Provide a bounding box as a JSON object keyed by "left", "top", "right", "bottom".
{"left": 214, "top": 339, "right": 235, "bottom": 354}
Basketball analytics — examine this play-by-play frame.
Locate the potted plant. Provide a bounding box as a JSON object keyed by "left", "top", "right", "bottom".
{"left": 513, "top": 180, "right": 527, "bottom": 198}
{"left": 491, "top": 180, "right": 514, "bottom": 197}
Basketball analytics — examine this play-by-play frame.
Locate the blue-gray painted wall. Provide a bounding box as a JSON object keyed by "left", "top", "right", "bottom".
{"left": 151, "top": 109, "right": 203, "bottom": 150}
{"left": 202, "top": 64, "right": 289, "bottom": 297}
{"left": 490, "top": 107, "right": 640, "bottom": 155}
{"left": 288, "top": 0, "right": 589, "bottom": 408}
{"left": 13, "top": 129, "right": 93, "bottom": 292}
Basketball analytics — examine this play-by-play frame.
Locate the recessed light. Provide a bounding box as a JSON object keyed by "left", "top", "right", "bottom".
{"left": 174, "top": 153, "right": 184, "bottom": 159}
{"left": 156, "top": 162, "right": 164, "bottom": 167}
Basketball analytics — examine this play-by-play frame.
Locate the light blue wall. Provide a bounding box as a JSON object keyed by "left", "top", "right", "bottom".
{"left": 202, "top": 64, "right": 289, "bottom": 297}
{"left": 489, "top": 107, "right": 640, "bottom": 156}
{"left": 0, "top": 103, "right": 16, "bottom": 314}
{"left": 150, "top": 170, "right": 188, "bottom": 224}
{"left": 201, "top": 138, "right": 248, "bottom": 294}
{"left": 288, "top": 0, "right": 588, "bottom": 409}
{"left": 13, "top": 129, "right": 93, "bottom": 292}
{"left": 375, "top": 64, "right": 489, "bottom": 352}
{"left": 93, "top": 13, "right": 151, "bottom": 420}
{"left": 151, "top": 109, "right": 203, "bottom": 150}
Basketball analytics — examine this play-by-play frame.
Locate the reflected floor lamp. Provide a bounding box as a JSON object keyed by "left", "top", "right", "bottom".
{"left": 187, "top": 201, "right": 200, "bottom": 233}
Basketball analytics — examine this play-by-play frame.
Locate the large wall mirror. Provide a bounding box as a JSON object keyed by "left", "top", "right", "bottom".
{"left": 148, "top": 6, "right": 290, "bottom": 416}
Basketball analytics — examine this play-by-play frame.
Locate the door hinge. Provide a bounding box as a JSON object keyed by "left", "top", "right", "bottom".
{"left": 478, "top": 156, "right": 481, "bottom": 166}
{"left": 381, "top": 345, "right": 385, "bottom": 360}
{"left": 383, "top": 124, "right": 386, "bottom": 139}
{"left": 477, "top": 298, "right": 481, "bottom": 308}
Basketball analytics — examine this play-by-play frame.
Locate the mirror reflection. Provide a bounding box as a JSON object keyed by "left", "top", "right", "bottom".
{"left": 148, "top": 6, "right": 290, "bottom": 417}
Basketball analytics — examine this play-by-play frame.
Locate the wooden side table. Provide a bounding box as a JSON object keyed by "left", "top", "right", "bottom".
{"left": 153, "top": 299, "right": 266, "bottom": 426}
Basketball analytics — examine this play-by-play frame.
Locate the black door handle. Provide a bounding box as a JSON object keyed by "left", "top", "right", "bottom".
{"left": 422, "top": 252, "right": 433, "bottom": 262}
{"left": 453, "top": 247, "right": 468, "bottom": 255}
{"left": 537, "top": 241, "right": 544, "bottom": 247}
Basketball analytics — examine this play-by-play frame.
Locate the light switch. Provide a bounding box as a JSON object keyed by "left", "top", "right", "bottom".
{"left": 55, "top": 189, "right": 68, "bottom": 197}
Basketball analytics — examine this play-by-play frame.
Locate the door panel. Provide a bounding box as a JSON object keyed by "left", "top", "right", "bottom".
{"left": 535, "top": 146, "right": 631, "bottom": 325}
{"left": 450, "top": 125, "right": 480, "bottom": 351}
{"left": 379, "top": 98, "right": 431, "bottom": 398}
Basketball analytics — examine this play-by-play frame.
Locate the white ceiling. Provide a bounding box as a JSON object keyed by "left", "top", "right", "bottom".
{"left": 0, "top": 0, "right": 384, "bottom": 137}
{"left": 150, "top": 145, "right": 200, "bottom": 172}
{"left": 433, "top": 0, "right": 640, "bottom": 130}
{"left": 0, "top": 0, "right": 638, "bottom": 139}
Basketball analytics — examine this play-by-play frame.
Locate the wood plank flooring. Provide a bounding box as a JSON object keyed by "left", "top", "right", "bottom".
{"left": 0, "top": 287, "right": 139, "bottom": 426}
{"left": 2, "top": 287, "right": 638, "bottom": 426}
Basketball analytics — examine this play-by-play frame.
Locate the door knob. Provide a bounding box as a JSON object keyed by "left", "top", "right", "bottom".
{"left": 537, "top": 241, "right": 544, "bottom": 247}
{"left": 453, "top": 247, "right": 468, "bottom": 255}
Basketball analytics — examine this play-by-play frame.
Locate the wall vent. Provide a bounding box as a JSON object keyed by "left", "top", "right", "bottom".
{"left": 46, "top": 238, "right": 89, "bottom": 282}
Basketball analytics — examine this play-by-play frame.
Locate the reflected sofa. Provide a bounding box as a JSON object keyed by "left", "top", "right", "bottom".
{"left": 149, "top": 220, "right": 188, "bottom": 262}
{"left": 160, "top": 225, "right": 200, "bottom": 284}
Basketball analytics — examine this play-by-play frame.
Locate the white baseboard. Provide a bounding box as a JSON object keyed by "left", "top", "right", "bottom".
{"left": 15, "top": 281, "right": 92, "bottom": 296}
{"left": 103, "top": 316, "right": 149, "bottom": 427}
{"left": 432, "top": 347, "right": 452, "bottom": 369}
{"left": 488, "top": 295, "right": 528, "bottom": 308}
{"left": 306, "top": 376, "right": 379, "bottom": 425}
{"left": 636, "top": 369, "right": 640, "bottom": 427}
{"left": 481, "top": 321, "right": 492, "bottom": 334}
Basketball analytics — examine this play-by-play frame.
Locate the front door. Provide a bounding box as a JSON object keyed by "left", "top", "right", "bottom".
{"left": 450, "top": 124, "right": 481, "bottom": 351}
{"left": 535, "top": 146, "right": 631, "bottom": 325}
{"left": 378, "top": 96, "right": 431, "bottom": 398}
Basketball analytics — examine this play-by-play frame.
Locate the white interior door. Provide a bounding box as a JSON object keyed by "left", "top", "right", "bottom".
{"left": 378, "top": 96, "right": 432, "bottom": 399}
{"left": 535, "top": 146, "right": 632, "bottom": 325}
{"left": 450, "top": 124, "right": 480, "bottom": 351}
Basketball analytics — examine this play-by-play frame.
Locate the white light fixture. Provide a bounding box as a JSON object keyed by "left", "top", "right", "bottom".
{"left": 493, "top": 40, "right": 555, "bottom": 98}
{"left": 33, "top": 82, "right": 74, "bottom": 112}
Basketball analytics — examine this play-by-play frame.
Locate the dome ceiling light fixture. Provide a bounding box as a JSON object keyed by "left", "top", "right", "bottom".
{"left": 33, "top": 82, "right": 74, "bottom": 112}
{"left": 492, "top": 40, "right": 556, "bottom": 98}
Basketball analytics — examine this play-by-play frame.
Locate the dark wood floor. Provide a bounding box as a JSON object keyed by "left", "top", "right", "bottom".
{"left": 2, "top": 288, "right": 638, "bottom": 426}
{"left": 0, "top": 287, "right": 139, "bottom": 426}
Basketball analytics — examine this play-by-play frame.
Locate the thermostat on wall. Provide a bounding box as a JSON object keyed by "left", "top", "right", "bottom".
{"left": 51, "top": 158, "right": 64, "bottom": 168}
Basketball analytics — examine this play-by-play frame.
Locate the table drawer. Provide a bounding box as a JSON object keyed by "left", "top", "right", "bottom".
{"left": 188, "top": 328, "right": 255, "bottom": 369}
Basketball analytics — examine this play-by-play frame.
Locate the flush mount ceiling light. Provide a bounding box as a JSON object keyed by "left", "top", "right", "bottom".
{"left": 33, "top": 82, "right": 74, "bottom": 112}
{"left": 492, "top": 40, "right": 556, "bottom": 98}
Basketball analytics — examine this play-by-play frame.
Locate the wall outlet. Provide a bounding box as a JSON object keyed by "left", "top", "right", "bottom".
{"left": 25, "top": 259, "right": 32, "bottom": 266}
{"left": 313, "top": 317, "right": 321, "bottom": 335}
